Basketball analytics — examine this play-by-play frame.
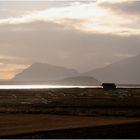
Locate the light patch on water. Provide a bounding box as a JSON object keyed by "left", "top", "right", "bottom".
{"left": 0, "top": 85, "right": 102, "bottom": 89}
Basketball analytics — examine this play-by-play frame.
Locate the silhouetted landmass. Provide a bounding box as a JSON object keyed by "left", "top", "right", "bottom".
{"left": 0, "top": 76, "right": 100, "bottom": 86}
{"left": 12, "top": 62, "right": 80, "bottom": 81}
{"left": 52, "top": 76, "right": 101, "bottom": 86}
{"left": 10, "top": 62, "right": 100, "bottom": 85}
{"left": 85, "top": 54, "right": 140, "bottom": 84}
{"left": 11, "top": 54, "right": 140, "bottom": 84}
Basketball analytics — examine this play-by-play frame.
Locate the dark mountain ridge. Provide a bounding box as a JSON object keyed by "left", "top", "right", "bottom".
{"left": 85, "top": 54, "right": 140, "bottom": 84}
{"left": 12, "top": 62, "right": 80, "bottom": 81}
{"left": 12, "top": 54, "right": 140, "bottom": 85}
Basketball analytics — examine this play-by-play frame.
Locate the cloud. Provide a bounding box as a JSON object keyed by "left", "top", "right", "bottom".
{"left": 0, "top": 1, "right": 140, "bottom": 79}
{"left": 0, "top": 1, "right": 74, "bottom": 19}
{"left": 0, "top": 1, "right": 139, "bottom": 35}
{"left": 0, "top": 20, "right": 140, "bottom": 74}
{"left": 97, "top": 0, "right": 129, "bottom": 3}
{"left": 100, "top": 1, "right": 140, "bottom": 16}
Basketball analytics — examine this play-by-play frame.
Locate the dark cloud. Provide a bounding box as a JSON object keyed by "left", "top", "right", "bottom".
{"left": 0, "top": 20, "right": 140, "bottom": 72}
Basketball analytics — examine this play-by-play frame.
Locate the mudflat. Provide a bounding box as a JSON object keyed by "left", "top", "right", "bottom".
{"left": 0, "top": 114, "right": 140, "bottom": 137}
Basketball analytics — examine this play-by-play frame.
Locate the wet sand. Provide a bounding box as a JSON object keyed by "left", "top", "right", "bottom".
{"left": 7, "top": 122, "right": 140, "bottom": 139}
{"left": 0, "top": 114, "right": 140, "bottom": 138}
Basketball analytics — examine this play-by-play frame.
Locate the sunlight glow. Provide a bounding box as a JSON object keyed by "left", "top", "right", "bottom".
{"left": 0, "top": 64, "right": 29, "bottom": 80}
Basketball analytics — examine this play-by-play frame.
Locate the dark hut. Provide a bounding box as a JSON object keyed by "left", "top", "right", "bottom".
{"left": 102, "top": 83, "right": 116, "bottom": 90}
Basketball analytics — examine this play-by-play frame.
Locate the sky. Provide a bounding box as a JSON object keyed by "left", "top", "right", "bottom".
{"left": 0, "top": 0, "right": 140, "bottom": 79}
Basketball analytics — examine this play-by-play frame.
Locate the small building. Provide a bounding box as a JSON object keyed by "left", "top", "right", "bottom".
{"left": 102, "top": 83, "right": 116, "bottom": 90}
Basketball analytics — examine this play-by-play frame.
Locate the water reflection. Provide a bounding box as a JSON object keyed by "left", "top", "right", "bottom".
{"left": 0, "top": 85, "right": 102, "bottom": 89}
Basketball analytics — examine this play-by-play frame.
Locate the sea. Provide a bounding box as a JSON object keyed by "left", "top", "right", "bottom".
{"left": 0, "top": 84, "right": 139, "bottom": 89}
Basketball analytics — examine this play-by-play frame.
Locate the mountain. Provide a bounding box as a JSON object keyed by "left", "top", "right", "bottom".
{"left": 12, "top": 62, "right": 80, "bottom": 81}
{"left": 84, "top": 55, "right": 140, "bottom": 84}
{"left": 12, "top": 62, "right": 100, "bottom": 86}
{"left": 52, "top": 76, "right": 101, "bottom": 86}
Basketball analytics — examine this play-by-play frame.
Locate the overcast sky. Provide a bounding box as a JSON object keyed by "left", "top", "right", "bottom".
{"left": 0, "top": 0, "right": 140, "bottom": 79}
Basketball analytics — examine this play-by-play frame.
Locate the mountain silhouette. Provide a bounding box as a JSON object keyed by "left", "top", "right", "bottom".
{"left": 12, "top": 62, "right": 100, "bottom": 85}
{"left": 52, "top": 76, "right": 101, "bottom": 86}
{"left": 85, "top": 54, "right": 140, "bottom": 84}
{"left": 12, "top": 62, "right": 80, "bottom": 81}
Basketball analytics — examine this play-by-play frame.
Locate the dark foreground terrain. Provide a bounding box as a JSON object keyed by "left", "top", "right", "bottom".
{"left": 0, "top": 114, "right": 140, "bottom": 139}
{"left": 7, "top": 122, "right": 140, "bottom": 139}
{"left": 0, "top": 88, "right": 140, "bottom": 138}
{"left": 0, "top": 88, "right": 140, "bottom": 116}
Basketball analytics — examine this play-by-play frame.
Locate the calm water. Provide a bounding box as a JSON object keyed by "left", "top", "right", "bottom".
{"left": 0, "top": 85, "right": 140, "bottom": 89}
{"left": 0, "top": 85, "right": 102, "bottom": 89}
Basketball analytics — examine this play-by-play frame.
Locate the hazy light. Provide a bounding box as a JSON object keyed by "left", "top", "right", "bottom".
{"left": 0, "top": 1, "right": 138, "bottom": 35}
{"left": 0, "top": 64, "right": 29, "bottom": 80}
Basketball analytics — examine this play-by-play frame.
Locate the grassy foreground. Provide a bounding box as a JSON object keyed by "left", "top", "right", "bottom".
{"left": 0, "top": 88, "right": 140, "bottom": 116}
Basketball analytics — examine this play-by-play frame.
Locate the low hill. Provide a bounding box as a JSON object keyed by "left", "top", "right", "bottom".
{"left": 52, "top": 76, "right": 101, "bottom": 86}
